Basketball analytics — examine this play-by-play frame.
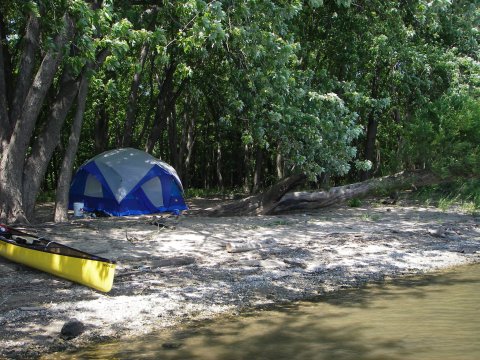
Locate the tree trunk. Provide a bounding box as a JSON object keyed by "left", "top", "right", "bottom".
{"left": 122, "top": 41, "right": 150, "bottom": 147}
{"left": 252, "top": 146, "right": 264, "bottom": 193}
{"left": 94, "top": 98, "right": 109, "bottom": 153}
{"left": 145, "top": 63, "right": 176, "bottom": 153}
{"left": 22, "top": 49, "right": 109, "bottom": 220}
{"left": 271, "top": 170, "right": 446, "bottom": 214}
{"left": 276, "top": 148, "right": 284, "bottom": 180}
{"left": 0, "top": 11, "right": 14, "bottom": 128}
{"left": 178, "top": 110, "right": 188, "bottom": 180}
{"left": 361, "top": 111, "right": 378, "bottom": 180}
{"left": 242, "top": 143, "right": 250, "bottom": 193}
{"left": 180, "top": 113, "right": 195, "bottom": 187}
{"left": 360, "top": 65, "right": 381, "bottom": 181}
{"left": 168, "top": 110, "right": 178, "bottom": 168}
{"left": 0, "top": 14, "right": 74, "bottom": 223}
{"left": 207, "top": 174, "right": 306, "bottom": 216}
{"left": 9, "top": 14, "right": 40, "bottom": 131}
{"left": 0, "top": 21, "right": 10, "bottom": 153}
{"left": 216, "top": 141, "right": 223, "bottom": 190}
{"left": 54, "top": 73, "right": 90, "bottom": 222}
{"left": 22, "top": 71, "right": 80, "bottom": 220}
{"left": 121, "top": 8, "right": 158, "bottom": 147}
{"left": 137, "top": 52, "right": 157, "bottom": 148}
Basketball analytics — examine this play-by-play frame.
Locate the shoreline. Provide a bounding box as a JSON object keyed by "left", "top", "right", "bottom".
{"left": 1, "top": 201, "right": 479, "bottom": 359}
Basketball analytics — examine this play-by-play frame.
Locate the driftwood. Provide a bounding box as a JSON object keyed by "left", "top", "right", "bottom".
{"left": 226, "top": 242, "right": 260, "bottom": 253}
{"left": 226, "top": 238, "right": 278, "bottom": 253}
{"left": 271, "top": 170, "right": 446, "bottom": 214}
{"left": 207, "top": 174, "right": 306, "bottom": 216}
{"left": 207, "top": 170, "right": 449, "bottom": 216}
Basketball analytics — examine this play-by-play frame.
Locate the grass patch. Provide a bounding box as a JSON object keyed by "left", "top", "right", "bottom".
{"left": 413, "top": 179, "right": 480, "bottom": 213}
{"left": 461, "top": 201, "right": 479, "bottom": 216}
{"left": 265, "top": 219, "right": 291, "bottom": 227}
{"left": 361, "top": 212, "right": 381, "bottom": 222}
{"left": 348, "top": 198, "right": 362, "bottom": 207}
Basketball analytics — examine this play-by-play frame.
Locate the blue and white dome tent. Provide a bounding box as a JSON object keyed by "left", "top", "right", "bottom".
{"left": 69, "top": 148, "right": 188, "bottom": 216}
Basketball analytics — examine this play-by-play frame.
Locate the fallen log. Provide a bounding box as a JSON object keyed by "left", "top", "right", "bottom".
{"left": 270, "top": 170, "right": 447, "bottom": 214}
{"left": 205, "top": 170, "right": 451, "bottom": 217}
{"left": 206, "top": 174, "right": 306, "bottom": 217}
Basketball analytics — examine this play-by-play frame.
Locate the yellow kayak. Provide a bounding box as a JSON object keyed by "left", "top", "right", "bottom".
{"left": 0, "top": 225, "right": 116, "bottom": 292}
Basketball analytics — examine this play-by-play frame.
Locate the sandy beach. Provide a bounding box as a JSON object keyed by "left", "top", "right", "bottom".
{"left": 1, "top": 199, "right": 479, "bottom": 359}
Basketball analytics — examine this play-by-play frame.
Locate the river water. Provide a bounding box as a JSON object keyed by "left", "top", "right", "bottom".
{"left": 52, "top": 264, "right": 480, "bottom": 360}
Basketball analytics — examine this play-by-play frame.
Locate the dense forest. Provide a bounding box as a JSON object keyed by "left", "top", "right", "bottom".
{"left": 0, "top": 0, "right": 478, "bottom": 223}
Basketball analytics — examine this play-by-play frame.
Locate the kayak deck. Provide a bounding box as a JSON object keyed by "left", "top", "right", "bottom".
{"left": 0, "top": 226, "right": 116, "bottom": 292}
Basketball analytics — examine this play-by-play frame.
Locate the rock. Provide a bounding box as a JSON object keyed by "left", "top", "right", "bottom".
{"left": 283, "top": 259, "right": 307, "bottom": 269}
{"left": 428, "top": 227, "right": 461, "bottom": 240}
{"left": 428, "top": 227, "right": 446, "bottom": 238}
{"left": 162, "top": 342, "right": 182, "bottom": 349}
{"left": 60, "top": 319, "right": 85, "bottom": 340}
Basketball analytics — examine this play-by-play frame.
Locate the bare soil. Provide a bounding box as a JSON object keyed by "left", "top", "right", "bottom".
{"left": 1, "top": 198, "right": 479, "bottom": 359}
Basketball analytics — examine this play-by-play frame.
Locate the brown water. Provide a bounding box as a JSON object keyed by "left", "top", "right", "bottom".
{"left": 51, "top": 264, "right": 480, "bottom": 360}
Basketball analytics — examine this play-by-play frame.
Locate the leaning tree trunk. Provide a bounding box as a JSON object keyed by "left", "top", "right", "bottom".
{"left": 9, "top": 14, "right": 40, "bottom": 132}
{"left": 53, "top": 49, "right": 109, "bottom": 222}
{"left": 0, "top": 14, "right": 74, "bottom": 223}
{"left": 205, "top": 170, "right": 449, "bottom": 217}
{"left": 22, "top": 49, "right": 109, "bottom": 220}
{"left": 271, "top": 170, "right": 446, "bottom": 214}
{"left": 54, "top": 72, "right": 90, "bottom": 222}
{"left": 22, "top": 71, "right": 80, "bottom": 220}
{"left": 206, "top": 174, "right": 307, "bottom": 216}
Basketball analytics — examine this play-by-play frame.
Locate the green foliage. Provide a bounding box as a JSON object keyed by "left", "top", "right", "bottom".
{"left": 184, "top": 187, "right": 245, "bottom": 199}
{"left": 36, "top": 190, "right": 56, "bottom": 203}
{"left": 361, "top": 212, "right": 381, "bottom": 222}
{"left": 84, "top": 0, "right": 478, "bottom": 189}
{"left": 4, "top": 0, "right": 478, "bottom": 195}
{"left": 348, "top": 198, "right": 362, "bottom": 207}
{"left": 296, "top": 0, "right": 479, "bottom": 182}
{"left": 403, "top": 92, "right": 480, "bottom": 177}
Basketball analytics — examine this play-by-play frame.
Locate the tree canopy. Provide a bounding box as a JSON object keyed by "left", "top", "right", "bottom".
{"left": 0, "top": 0, "right": 478, "bottom": 223}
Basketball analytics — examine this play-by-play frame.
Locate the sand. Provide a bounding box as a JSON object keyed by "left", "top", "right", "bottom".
{"left": 0, "top": 199, "right": 479, "bottom": 359}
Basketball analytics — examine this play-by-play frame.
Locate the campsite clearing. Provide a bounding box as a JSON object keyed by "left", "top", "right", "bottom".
{"left": 0, "top": 198, "right": 479, "bottom": 359}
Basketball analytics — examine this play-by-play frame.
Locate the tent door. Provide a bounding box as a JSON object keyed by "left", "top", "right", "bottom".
{"left": 84, "top": 174, "right": 104, "bottom": 198}
{"left": 141, "top": 177, "right": 164, "bottom": 207}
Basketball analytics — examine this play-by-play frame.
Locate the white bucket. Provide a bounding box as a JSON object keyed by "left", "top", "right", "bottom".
{"left": 73, "top": 202, "right": 84, "bottom": 217}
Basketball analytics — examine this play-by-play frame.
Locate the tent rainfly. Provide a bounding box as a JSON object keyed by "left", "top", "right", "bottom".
{"left": 69, "top": 148, "right": 188, "bottom": 216}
